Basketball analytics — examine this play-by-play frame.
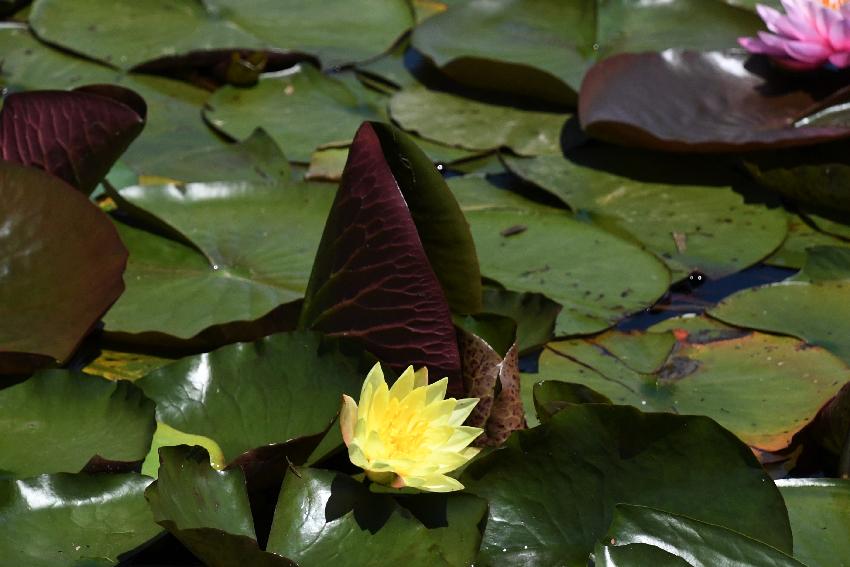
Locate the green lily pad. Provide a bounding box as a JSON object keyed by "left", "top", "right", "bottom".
{"left": 460, "top": 404, "right": 792, "bottom": 566}
{"left": 710, "top": 246, "right": 850, "bottom": 365}
{"left": 266, "top": 467, "right": 487, "bottom": 567}
{"left": 480, "top": 288, "right": 561, "bottom": 354}
{"left": 30, "top": 0, "right": 412, "bottom": 70}
{"left": 597, "top": 504, "right": 804, "bottom": 567}
{"left": 0, "top": 370, "right": 155, "bottom": 478}
{"left": 504, "top": 154, "right": 788, "bottom": 280}
{"left": 136, "top": 331, "right": 364, "bottom": 463}
{"left": 777, "top": 478, "right": 850, "bottom": 567}
{"left": 204, "top": 65, "right": 384, "bottom": 162}
{"left": 535, "top": 330, "right": 849, "bottom": 450}
{"left": 104, "top": 180, "right": 333, "bottom": 341}
{"left": 766, "top": 214, "right": 850, "bottom": 269}
{"left": 0, "top": 162, "right": 127, "bottom": 374}
{"left": 145, "top": 446, "right": 293, "bottom": 567}
{"left": 448, "top": 176, "right": 670, "bottom": 336}
{"left": 389, "top": 86, "right": 568, "bottom": 156}
{"left": 0, "top": 472, "right": 161, "bottom": 567}
{"left": 130, "top": 129, "right": 291, "bottom": 186}
{"left": 412, "top": 0, "right": 760, "bottom": 104}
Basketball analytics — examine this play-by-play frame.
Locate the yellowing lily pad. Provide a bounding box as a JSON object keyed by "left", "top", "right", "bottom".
{"left": 534, "top": 330, "right": 849, "bottom": 450}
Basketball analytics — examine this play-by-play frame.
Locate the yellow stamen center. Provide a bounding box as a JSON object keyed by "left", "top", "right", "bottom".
{"left": 822, "top": 0, "right": 850, "bottom": 9}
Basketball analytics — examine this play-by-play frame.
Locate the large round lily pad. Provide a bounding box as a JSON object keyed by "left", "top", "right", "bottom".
{"left": 597, "top": 504, "right": 804, "bottom": 567}
{"left": 136, "top": 331, "right": 364, "bottom": 463}
{"left": 0, "top": 162, "right": 127, "bottom": 374}
{"left": 0, "top": 472, "right": 161, "bottom": 567}
{"left": 30, "top": 0, "right": 412, "bottom": 70}
{"left": 448, "top": 176, "right": 670, "bottom": 336}
{"left": 104, "top": 180, "right": 334, "bottom": 342}
{"left": 205, "top": 65, "right": 384, "bottom": 163}
{"left": 504, "top": 154, "right": 788, "bottom": 279}
{"left": 0, "top": 370, "right": 155, "bottom": 478}
{"left": 579, "top": 50, "right": 850, "bottom": 151}
{"left": 413, "top": 0, "right": 761, "bottom": 104}
{"left": 460, "top": 403, "right": 792, "bottom": 566}
{"left": 535, "top": 330, "right": 849, "bottom": 450}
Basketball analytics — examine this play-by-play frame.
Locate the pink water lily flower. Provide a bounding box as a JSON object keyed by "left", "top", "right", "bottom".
{"left": 740, "top": 0, "right": 850, "bottom": 69}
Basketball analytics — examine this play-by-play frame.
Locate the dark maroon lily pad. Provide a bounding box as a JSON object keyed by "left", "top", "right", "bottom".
{"left": 0, "top": 162, "right": 127, "bottom": 374}
{"left": 579, "top": 50, "right": 850, "bottom": 152}
{"left": 299, "top": 122, "right": 465, "bottom": 391}
{"left": 0, "top": 85, "right": 146, "bottom": 194}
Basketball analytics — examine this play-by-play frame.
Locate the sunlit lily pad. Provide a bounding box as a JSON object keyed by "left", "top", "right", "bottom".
{"left": 504, "top": 154, "right": 788, "bottom": 279}
{"left": 710, "top": 247, "right": 850, "bottom": 365}
{"left": 30, "top": 0, "right": 412, "bottom": 69}
{"left": 461, "top": 403, "right": 792, "bottom": 565}
{"left": 389, "top": 86, "right": 568, "bottom": 155}
{"left": 413, "top": 0, "right": 761, "bottom": 104}
{"left": 534, "top": 330, "right": 849, "bottom": 450}
{"left": 448, "top": 176, "right": 670, "bottom": 336}
{"left": 0, "top": 472, "right": 161, "bottom": 567}
{"left": 136, "top": 332, "right": 364, "bottom": 463}
{"left": 205, "top": 65, "right": 384, "bottom": 162}
{"left": 0, "top": 370, "right": 155, "bottom": 477}
{"left": 104, "top": 180, "right": 333, "bottom": 342}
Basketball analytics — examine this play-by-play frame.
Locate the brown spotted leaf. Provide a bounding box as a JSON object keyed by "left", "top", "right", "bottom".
{"left": 0, "top": 85, "right": 146, "bottom": 194}
{"left": 299, "top": 122, "right": 462, "bottom": 390}
{"left": 459, "top": 326, "right": 525, "bottom": 446}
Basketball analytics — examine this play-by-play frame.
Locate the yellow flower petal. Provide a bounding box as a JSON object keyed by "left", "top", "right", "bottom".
{"left": 340, "top": 394, "right": 358, "bottom": 446}
{"left": 413, "top": 366, "right": 429, "bottom": 388}
{"left": 341, "top": 362, "right": 485, "bottom": 493}
{"left": 389, "top": 365, "right": 417, "bottom": 399}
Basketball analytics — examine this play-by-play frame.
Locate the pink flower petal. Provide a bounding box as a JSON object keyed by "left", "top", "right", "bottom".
{"left": 828, "top": 51, "right": 850, "bottom": 67}
{"left": 783, "top": 39, "right": 833, "bottom": 63}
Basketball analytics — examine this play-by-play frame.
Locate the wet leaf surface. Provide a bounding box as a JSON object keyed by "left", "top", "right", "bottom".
{"left": 267, "top": 467, "right": 487, "bottom": 567}
{"left": 579, "top": 50, "right": 850, "bottom": 151}
{"left": 461, "top": 403, "right": 792, "bottom": 566}
{"left": 777, "top": 479, "right": 850, "bottom": 567}
{"left": 0, "top": 162, "right": 127, "bottom": 373}
{"left": 0, "top": 370, "right": 155, "bottom": 478}
{"left": 0, "top": 472, "right": 161, "bottom": 567}
{"left": 136, "top": 332, "right": 364, "bottom": 463}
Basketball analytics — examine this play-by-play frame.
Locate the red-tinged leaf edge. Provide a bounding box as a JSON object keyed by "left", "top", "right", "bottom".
{"left": 0, "top": 161, "right": 128, "bottom": 375}
{"left": 0, "top": 85, "right": 146, "bottom": 194}
{"left": 579, "top": 50, "right": 850, "bottom": 152}
{"left": 299, "top": 122, "right": 462, "bottom": 392}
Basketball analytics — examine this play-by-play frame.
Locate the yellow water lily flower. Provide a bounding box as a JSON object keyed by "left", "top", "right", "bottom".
{"left": 340, "top": 363, "right": 482, "bottom": 492}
